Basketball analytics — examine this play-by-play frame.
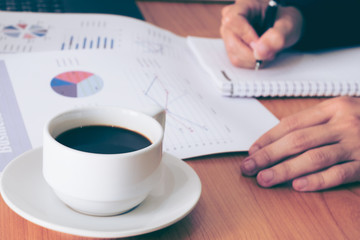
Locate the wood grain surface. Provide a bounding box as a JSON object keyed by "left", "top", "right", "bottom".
{"left": 1, "top": 2, "right": 359, "bottom": 240}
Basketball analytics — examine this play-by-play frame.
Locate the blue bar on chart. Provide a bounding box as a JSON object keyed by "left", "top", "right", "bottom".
{"left": 60, "top": 36, "right": 115, "bottom": 50}
{"left": 69, "top": 36, "right": 74, "bottom": 49}
{"left": 83, "top": 38, "right": 87, "bottom": 49}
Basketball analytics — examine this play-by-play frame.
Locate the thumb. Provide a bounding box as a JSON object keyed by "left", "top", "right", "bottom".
{"left": 250, "top": 6, "right": 303, "bottom": 61}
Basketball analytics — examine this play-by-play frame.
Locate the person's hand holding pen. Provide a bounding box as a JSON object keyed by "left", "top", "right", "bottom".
{"left": 221, "top": 0, "right": 360, "bottom": 191}
{"left": 220, "top": 0, "right": 303, "bottom": 69}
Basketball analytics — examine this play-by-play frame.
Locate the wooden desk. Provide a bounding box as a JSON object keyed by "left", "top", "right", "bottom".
{"left": 1, "top": 2, "right": 359, "bottom": 240}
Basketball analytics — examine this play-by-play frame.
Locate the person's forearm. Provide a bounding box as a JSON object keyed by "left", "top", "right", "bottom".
{"left": 290, "top": 0, "right": 360, "bottom": 50}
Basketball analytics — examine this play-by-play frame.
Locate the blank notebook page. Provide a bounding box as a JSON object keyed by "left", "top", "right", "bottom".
{"left": 187, "top": 36, "right": 360, "bottom": 97}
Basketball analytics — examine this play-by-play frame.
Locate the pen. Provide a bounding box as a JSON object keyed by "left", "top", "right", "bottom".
{"left": 255, "top": 0, "right": 278, "bottom": 70}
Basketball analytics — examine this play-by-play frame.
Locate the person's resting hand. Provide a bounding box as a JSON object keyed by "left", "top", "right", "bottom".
{"left": 241, "top": 97, "right": 360, "bottom": 191}
{"left": 220, "top": 0, "right": 303, "bottom": 68}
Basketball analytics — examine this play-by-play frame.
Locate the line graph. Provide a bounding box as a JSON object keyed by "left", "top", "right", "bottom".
{"left": 143, "top": 75, "right": 208, "bottom": 133}
{"left": 122, "top": 54, "right": 250, "bottom": 158}
{"left": 126, "top": 67, "right": 238, "bottom": 157}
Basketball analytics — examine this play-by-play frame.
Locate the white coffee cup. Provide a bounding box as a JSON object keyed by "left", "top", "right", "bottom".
{"left": 43, "top": 106, "right": 165, "bottom": 216}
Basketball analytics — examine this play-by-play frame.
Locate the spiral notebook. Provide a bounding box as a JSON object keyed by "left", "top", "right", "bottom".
{"left": 187, "top": 37, "right": 360, "bottom": 97}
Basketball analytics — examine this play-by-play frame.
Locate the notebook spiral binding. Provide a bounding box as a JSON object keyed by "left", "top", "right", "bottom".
{"left": 229, "top": 80, "right": 360, "bottom": 97}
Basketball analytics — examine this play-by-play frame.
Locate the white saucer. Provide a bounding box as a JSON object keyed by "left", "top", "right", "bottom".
{"left": 0, "top": 147, "right": 201, "bottom": 238}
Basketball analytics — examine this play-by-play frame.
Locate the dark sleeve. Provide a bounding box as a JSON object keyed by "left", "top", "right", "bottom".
{"left": 288, "top": 0, "right": 360, "bottom": 51}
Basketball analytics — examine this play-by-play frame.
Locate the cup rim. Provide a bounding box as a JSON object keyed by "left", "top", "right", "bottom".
{"left": 44, "top": 106, "right": 164, "bottom": 157}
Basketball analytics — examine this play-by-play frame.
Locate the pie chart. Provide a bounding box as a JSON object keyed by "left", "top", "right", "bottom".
{"left": 3, "top": 25, "right": 21, "bottom": 38}
{"left": 29, "top": 25, "right": 47, "bottom": 37}
{"left": 2, "top": 24, "right": 47, "bottom": 38}
{"left": 50, "top": 71, "right": 103, "bottom": 98}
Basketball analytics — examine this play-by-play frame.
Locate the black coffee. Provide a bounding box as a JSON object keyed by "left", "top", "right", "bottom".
{"left": 55, "top": 125, "right": 152, "bottom": 154}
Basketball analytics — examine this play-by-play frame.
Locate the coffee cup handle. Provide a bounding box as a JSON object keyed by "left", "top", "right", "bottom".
{"left": 141, "top": 105, "right": 166, "bottom": 129}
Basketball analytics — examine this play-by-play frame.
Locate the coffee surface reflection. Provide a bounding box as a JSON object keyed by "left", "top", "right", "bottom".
{"left": 55, "top": 125, "right": 152, "bottom": 154}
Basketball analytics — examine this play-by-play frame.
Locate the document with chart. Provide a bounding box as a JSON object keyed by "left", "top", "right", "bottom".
{"left": 0, "top": 11, "right": 279, "bottom": 172}
{"left": 0, "top": 11, "right": 184, "bottom": 55}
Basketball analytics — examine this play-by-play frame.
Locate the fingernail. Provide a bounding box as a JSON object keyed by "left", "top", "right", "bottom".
{"left": 293, "top": 178, "right": 308, "bottom": 191}
{"left": 241, "top": 158, "right": 256, "bottom": 174}
{"left": 259, "top": 169, "right": 274, "bottom": 184}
